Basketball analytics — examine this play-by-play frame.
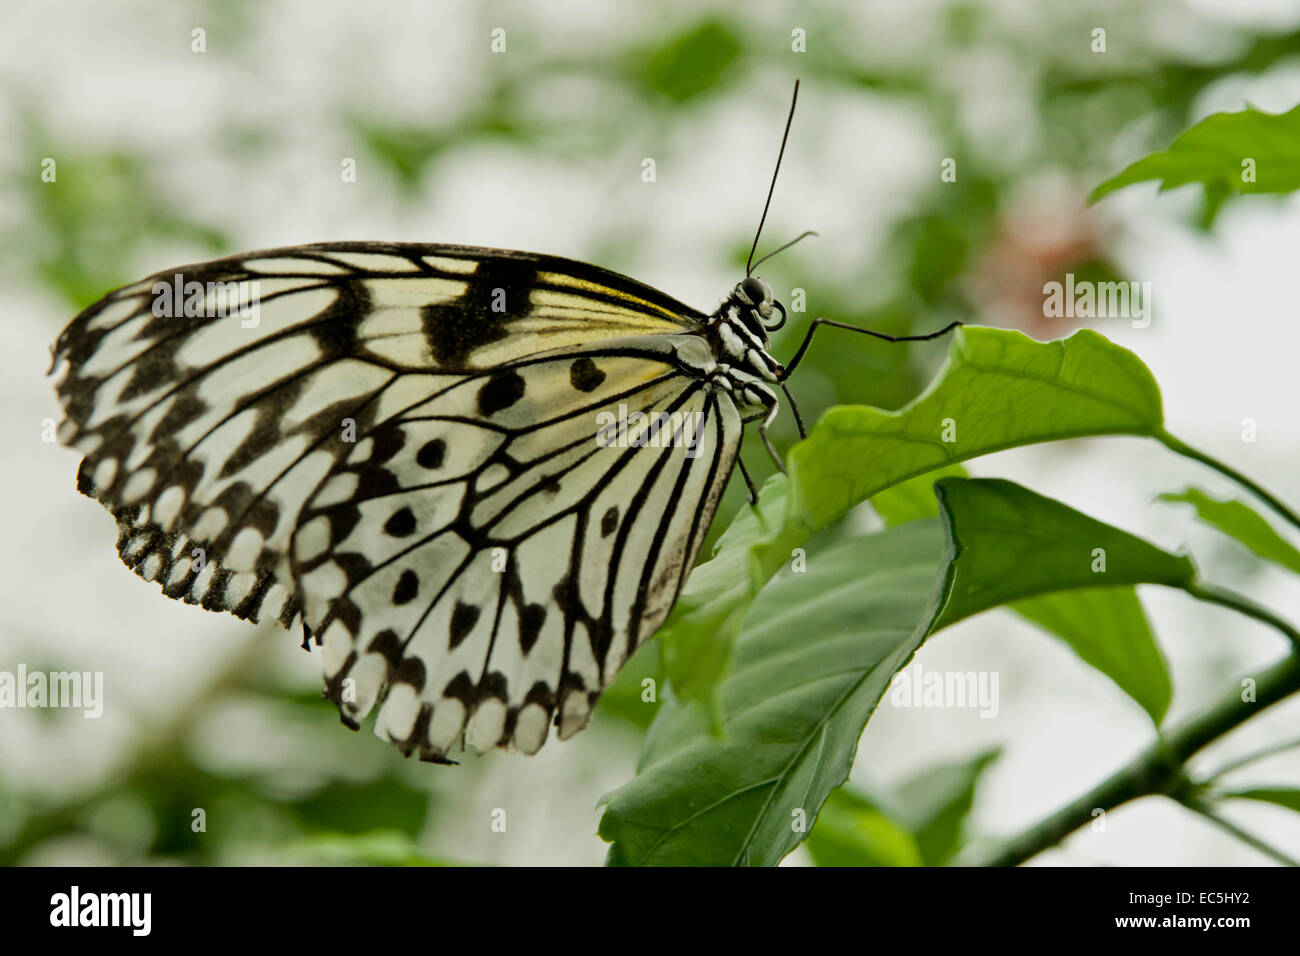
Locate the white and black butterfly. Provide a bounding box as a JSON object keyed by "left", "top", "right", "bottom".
{"left": 50, "top": 83, "right": 955, "bottom": 761}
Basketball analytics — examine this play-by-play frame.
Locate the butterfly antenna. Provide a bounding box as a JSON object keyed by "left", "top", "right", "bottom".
{"left": 749, "top": 230, "right": 818, "bottom": 274}
{"left": 745, "top": 79, "right": 801, "bottom": 277}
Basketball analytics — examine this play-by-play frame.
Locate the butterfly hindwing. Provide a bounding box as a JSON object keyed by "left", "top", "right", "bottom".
{"left": 294, "top": 340, "right": 740, "bottom": 757}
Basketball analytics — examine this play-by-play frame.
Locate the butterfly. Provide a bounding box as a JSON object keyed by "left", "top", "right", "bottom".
{"left": 49, "top": 81, "right": 957, "bottom": 762}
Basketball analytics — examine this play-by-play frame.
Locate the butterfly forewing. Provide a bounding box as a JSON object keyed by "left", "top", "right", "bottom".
{"left": 51, "top": 242, "right": 738, "bottom": 758}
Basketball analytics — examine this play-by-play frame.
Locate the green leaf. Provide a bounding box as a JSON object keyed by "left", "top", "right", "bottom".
{"left": 658, "top": 477, "right": 788, "bottom": 702}
{"left": 1011, "top": 589, "right": 1170, "bottom": 725}
{"left": 662, "top": 326, "right": 1166, "bottom": 702}
{"left": 602, "top": 479, "right": 1190, "bottom": 866}
{"left": 873, "top": 468, "right": 1170, "bottom": 725}
{"left": 935, "top": 478, "right": 1183, "bottom": 723}
{"left": 892, "top": 748, "right": 1001, "bottom": 865}
{"left": 904, "top": 475, "right": 1173, "bottom": 725}
{"left": 1158, "top": 487, "right": 1300, "bottom": 576}
{"left": 1090, "top": 103, "right": 1300, "bottom": 203}
{"left": 601, "top": 520, "right": 949, "bottom": 866}
{"left": 872, "top": 463, "right": 969, "bottom": 526}
{"left": 786, "top": 328, "right": 1163, "bottom": 534}
{"left": 1219, "top": 787, "right": 1300, "bottom": 814}
{"left": 593, "top": 635, "right": 663, "bottom": 731}
{"left": 934, "top": 478, "right": 1195, "bottom": 627}
{"left": 804, "top": 788, "right": 923, "bottom": 867}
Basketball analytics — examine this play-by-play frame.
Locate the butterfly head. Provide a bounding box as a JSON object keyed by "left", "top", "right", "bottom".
{"left": 732, "top": 275, "right": 787, "bottom": 343}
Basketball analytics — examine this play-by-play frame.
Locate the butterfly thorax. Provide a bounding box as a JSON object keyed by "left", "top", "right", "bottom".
{"left": 693, "top": 276, "right": 785, "bottom": 412}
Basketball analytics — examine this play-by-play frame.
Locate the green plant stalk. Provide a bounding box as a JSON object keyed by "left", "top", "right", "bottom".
{"left": 1205, "top": 734, "right": 1300, "bottom": 782}
{"left": 982, "top": 651, "right": 1300, "bottom": 867}
{"left": 1158, "top": 429, "right": 1300, "bottom": 534}
{"left": 1187, "top": 581, "right": 1300, "bottom": 648}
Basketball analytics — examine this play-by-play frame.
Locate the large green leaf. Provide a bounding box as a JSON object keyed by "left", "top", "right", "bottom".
{"left": 1090, "top": 104, "right": 1300, "bottom": 203}
{"left": 872, "top": 468, "right": 1169, "bottom": 723}
{"left": 602, "top": 520, "right": 949, "bottom": 866}
{"left": 602, "top": 479, "right": 1190, "bottom": 865}
{"left": 933, "top": 478, "right": 1195, "bottom": 628}
{"left": 784, "top": 328, "right": 1163, "bottom": 534}
{"left": 662, "top": 326, "right": 1166, "bottom": 701}
{"left": 1159, "top": 487, "right": 1300, "bottom": 576}
{"left": 934, "top": 478, "right": 1184, "bottom": 723}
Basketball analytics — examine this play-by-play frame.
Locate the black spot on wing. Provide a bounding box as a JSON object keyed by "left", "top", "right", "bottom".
{"left": 449, "top": 602, "right": 480, "bottom": 649}
{"left": 518, "top": 603, "right": 547, "bottom": 655}
{"left": 306, "top": 280, "right": 366, "bottom": 355}
{"left": 569, "top": 357, "right": 606, "bottom": 393}
{"left": 476, "top": 370, "right": 526, "bottom": 415}
{"left": 420, "top": 260, "right": 535, "bottom": 367}
{"left": 392, "top": 656, "right": 427, "bottom": 691}
{"left": 601, "top": 506, "right": 619, "bottom": 537}
{"left": 392, "top": 569, "right": 419, "bottom": 605}
{"left": 384, "top": 506, "right": 416, "bottom": 537}
{"left": 369, "top": 423, "right": 408, "bottom": 466}
{"left": 367, "top": 629, "right": 403, "bottom": 665}
{"left": 416, "top": 438, "right": 446, "bottom": 469}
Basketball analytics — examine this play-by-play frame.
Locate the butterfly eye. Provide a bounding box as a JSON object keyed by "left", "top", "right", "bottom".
{"left": 765, "top": 300, "right": 787, "bottom": 332}
{"left": 739, "top": 276, "right": 770, "bottom": 306}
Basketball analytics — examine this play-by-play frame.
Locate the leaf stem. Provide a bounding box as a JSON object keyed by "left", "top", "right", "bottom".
{"left": 1205, "top": 734, "right": 1300, "bottom": 783}
{"left": 1158, "top": 430, "right": 1300, "bottom": 534}
{"left": 1185, "top": 581, "right": 1300, "bottom": 648}
{"left": 981, "top": 651, "right": 1300, "bottom": 866}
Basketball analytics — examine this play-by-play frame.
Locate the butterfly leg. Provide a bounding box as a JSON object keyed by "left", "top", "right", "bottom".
{"left": 779, "top": 382, "right": 806, "bottom": 440}
{"left": 734, "top": 379, "right": 786, "bottom": 475}
{"left": 746, "top": 387, "right": 785, "bottom": 475}
{"left": 735, "top": 410, "right": 769, "bottom": 507}
{"left": 736, "top": 455, "right": 760, "bottom": 506}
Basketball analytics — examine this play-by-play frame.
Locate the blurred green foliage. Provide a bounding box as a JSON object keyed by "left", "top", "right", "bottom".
{"left": 1091, "top": 104, "right": 1300, "bottom": 202}
{"left": 638, "top": 20, "right": 742, "bottom": 102}
{"left": 20, "top": 137, "right": 229, "bottom": 309}
{"left": 805, "top": 749, "right": 1000, "bottom": 867}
